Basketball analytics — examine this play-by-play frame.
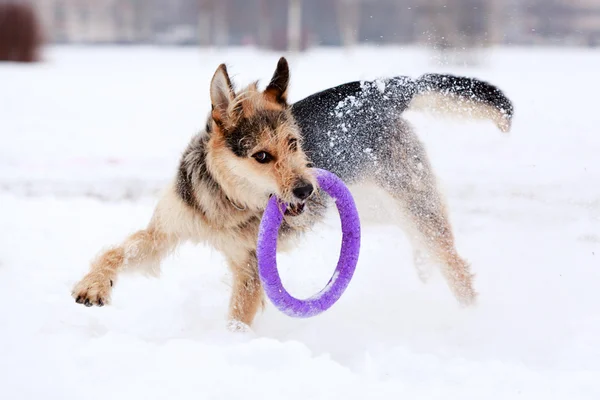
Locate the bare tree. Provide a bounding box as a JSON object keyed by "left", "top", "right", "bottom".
{"left": 197, "top": 0, "right": 212, "bottom": 46}
{"left": 336, "top": 0, "right": 360, "bottom": 48}
{"left": 258, "top": 0, "right": 272, "bottom": 49}
{"left": 213, "top": 0, "right": 229, "bottom": 47}
{"left": 287, "top": 0, "right": 302, "bottom": 52}
{"left": 132, "top": 0, "right": 152, "bottom": 42}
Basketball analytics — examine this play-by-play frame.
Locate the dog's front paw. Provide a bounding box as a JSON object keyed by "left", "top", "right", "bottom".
{"left": 227, "top": 319, "right": 252, "bottom": 333}
{"left": 72, "top": 273, "right": 113, "bottom": 307}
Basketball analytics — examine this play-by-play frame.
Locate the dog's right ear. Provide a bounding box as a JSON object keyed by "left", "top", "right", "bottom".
{"left": 264, "top": 57, "right": 289, "bottom": 105}
{"left": 210, "top": 64, "right": 235, "bottom": 126}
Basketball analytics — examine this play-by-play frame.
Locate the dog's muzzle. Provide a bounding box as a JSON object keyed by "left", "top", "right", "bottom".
{"left": 284, "top": 181, "right": 313, "bottom": 216}
{"left": 285, "top": 201, "right": 306, "bottom": 216}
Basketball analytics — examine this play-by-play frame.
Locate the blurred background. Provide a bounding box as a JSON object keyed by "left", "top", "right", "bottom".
{"left": 1, "top": 2, "right": 600, "bottom": 397}
{"left": 3, "top": 0, "right": 600, "bottom": 64}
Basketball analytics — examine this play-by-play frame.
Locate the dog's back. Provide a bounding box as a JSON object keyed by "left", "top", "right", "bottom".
{"left": 291, "top": 74, "right": 512, "bottom": 183}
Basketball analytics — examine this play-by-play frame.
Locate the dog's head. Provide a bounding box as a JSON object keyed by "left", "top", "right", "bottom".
{"left": 205, "top": 57, "right": 315, "bottom": 216}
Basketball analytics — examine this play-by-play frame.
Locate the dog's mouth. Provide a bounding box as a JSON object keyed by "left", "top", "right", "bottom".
{"left": 285, "top": 201, "right": 306, "bottom": 217}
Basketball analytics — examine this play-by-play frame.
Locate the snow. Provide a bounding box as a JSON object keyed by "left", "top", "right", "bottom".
{"left": 1, "top": 45, "right": 599, "bottom": 399}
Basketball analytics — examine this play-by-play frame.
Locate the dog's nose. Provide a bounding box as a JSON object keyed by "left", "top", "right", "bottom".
{"left": 292, "top": 182, "right": 313, "bottom": 200}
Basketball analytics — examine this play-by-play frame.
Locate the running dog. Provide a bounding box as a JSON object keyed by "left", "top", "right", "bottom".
{"left": 72, "top": 57, "right": 513, "bottom": 328}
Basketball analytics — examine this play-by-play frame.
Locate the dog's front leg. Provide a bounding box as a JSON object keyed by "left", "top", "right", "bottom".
{"left": 226, "top": 250, "right": 265, "bottom": 330}
{"left": 72, "top": 227, "right": 178, "bottom": 306}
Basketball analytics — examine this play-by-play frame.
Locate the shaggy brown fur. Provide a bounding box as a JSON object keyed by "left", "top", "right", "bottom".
{"left": 71, "top": 57, "right": 508, "bottom": 328}
{"left": 72, "top": 59, "right": 328, "bottom": 328}
{"left": 0, "top": 2, "right": 43, "bottom": 63}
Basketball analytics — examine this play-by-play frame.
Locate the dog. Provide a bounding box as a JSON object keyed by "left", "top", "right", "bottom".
{"left": 72, "top": 57, "right": 513, "bottom": 329}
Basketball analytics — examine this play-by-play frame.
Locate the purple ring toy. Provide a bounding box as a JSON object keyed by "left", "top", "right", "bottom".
{"left": 256, "top": 168, "right": 361, "bottom": 318}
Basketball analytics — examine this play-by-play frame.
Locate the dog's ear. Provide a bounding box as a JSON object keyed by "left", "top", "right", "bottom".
{"left": 264, "top": 57, "right": 289, "bottom": 105}
{"left": 210, "top": 64, "right": 235, "bottom": 126}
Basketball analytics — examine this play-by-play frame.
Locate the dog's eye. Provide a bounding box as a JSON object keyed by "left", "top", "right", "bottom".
{"left": 252, "top": 151, "right": 274, "bottom": 164}
{"left": 288, "top": 138, "right": 298, "bottom": 152}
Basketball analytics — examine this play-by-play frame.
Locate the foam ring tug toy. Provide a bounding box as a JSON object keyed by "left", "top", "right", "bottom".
{"left": 256, "top": 168, "right": 361, "bottom": 318}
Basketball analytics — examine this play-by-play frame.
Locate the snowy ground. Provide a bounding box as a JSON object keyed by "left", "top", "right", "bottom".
{"left": 1, "top": 45, "right": 599, "bottom": 399}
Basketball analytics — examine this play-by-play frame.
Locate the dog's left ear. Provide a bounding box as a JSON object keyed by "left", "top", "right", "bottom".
{"left": 264, "top": 57, "right": 289, "bottom": 105}
{"left": 210, "top": 63, "right": 235, "bottom": 126}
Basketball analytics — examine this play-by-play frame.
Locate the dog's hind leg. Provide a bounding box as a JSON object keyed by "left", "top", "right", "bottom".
{"left": 400, "top": 190, "right": 477, "bottom": 306}
{"left": 71, "top": 226, "right": 179, "bottom": 307}
{"left": 226, "top": 251, "right": 265, "bottom": 330}
{"left": 373, "top": 127, "right": 477, "bottom": 306}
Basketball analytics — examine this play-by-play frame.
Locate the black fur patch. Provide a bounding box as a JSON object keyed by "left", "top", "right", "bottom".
{"left": 290, "top": 78, "right": 411, "bottom": 183}
{"left": 236, "top": 215, "right": 261, "bottom": 231}
{"left": 288, "top": 137, "right": 298, "bottom": 152}
{"left": 176, "top": 135, "right": 221, "bottom": 213}
{"left": 291, "top": 74, "right": 513, "bottom": 183}
{"left": 226, "top": 110, "right": 287, "bottom": 157}
{"left": 176, "top": 155, "right": 196, "bottom": 208}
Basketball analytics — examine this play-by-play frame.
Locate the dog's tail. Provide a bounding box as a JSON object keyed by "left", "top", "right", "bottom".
{"left": 406, "top": 73, "right": 514, "bottom": 133}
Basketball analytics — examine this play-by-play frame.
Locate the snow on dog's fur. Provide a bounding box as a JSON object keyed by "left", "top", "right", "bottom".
{"left": 72, "top": 57, "right": 513, "bottom": 329}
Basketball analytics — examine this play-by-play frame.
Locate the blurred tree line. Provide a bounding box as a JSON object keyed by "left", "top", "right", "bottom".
{"left": 24, "top": 0, "right": 600, "bottom": 49}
